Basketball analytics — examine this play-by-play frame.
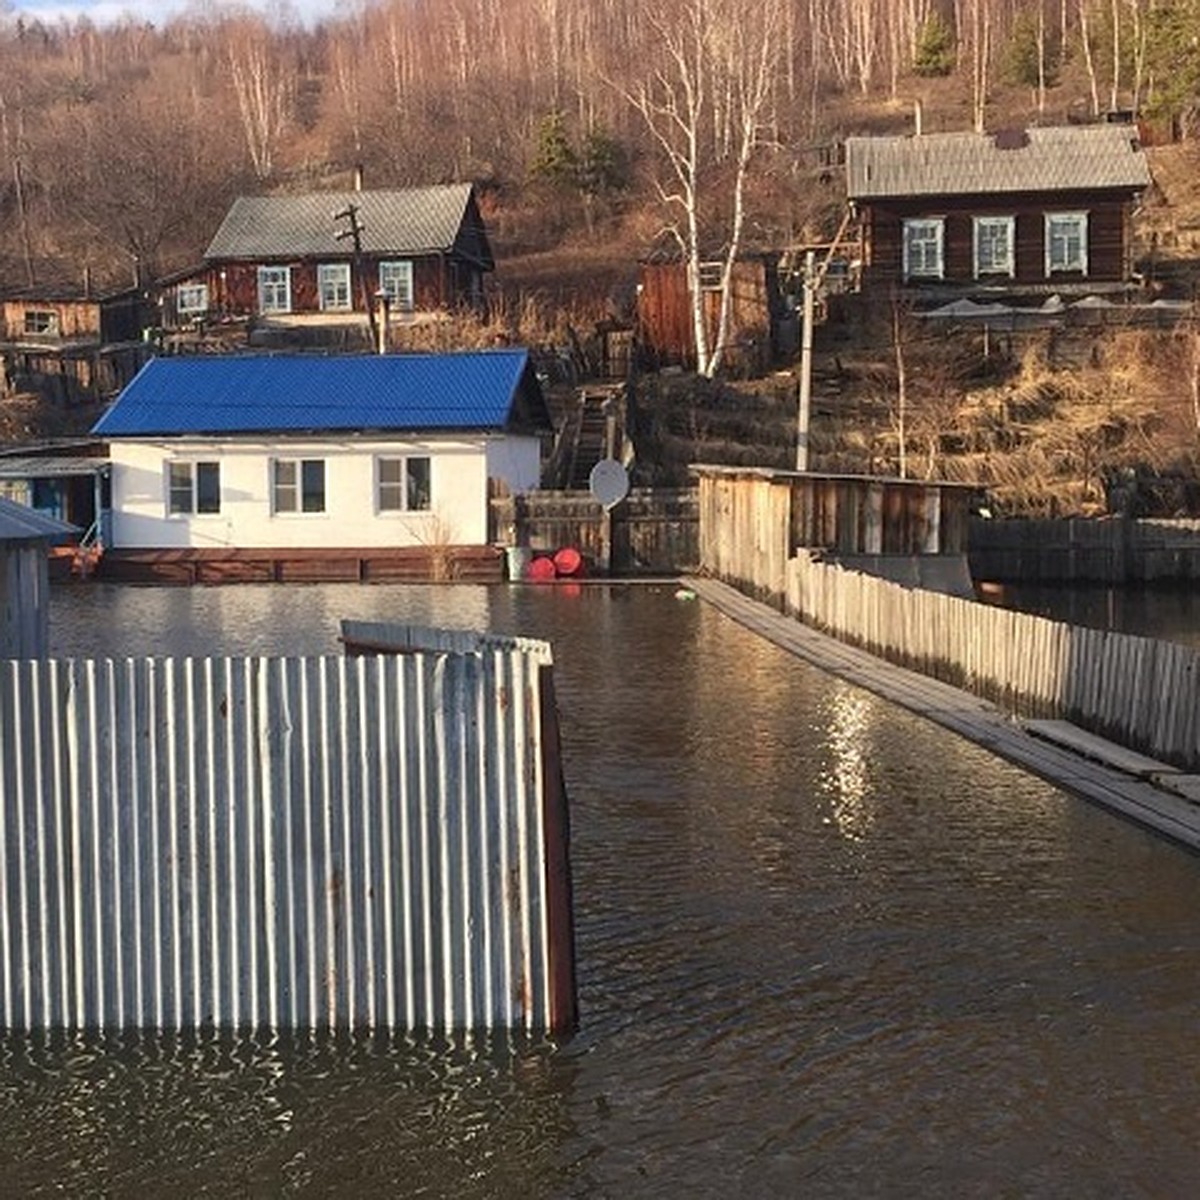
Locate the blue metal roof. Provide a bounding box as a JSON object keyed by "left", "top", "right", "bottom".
{"left": 91, "top": 350, "right": 541, "bottom": 437}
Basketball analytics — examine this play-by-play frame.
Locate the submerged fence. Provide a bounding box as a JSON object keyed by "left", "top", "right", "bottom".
{"left": 0, "top": 644, "right": 575, "bottom": 1034}
{"left": 787, "top": 553, "right": 1200, "bottom": 770}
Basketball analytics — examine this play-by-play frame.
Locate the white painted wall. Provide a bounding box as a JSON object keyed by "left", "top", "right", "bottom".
{"left": 107, "top": 434, "right": 542, "bottom": 550}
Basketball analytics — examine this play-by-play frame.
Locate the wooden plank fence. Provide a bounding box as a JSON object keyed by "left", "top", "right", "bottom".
{"left": 787, "top": 552, "right": 1200, "bottom": 770}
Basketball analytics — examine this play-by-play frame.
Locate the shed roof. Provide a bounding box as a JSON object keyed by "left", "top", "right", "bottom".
{"left": 0, "top": 496, "right": 76, "bottom": 541}
{"left": 90, "top": 351, "right": 550, "bottom": 437}
{"left": 204, "top": 184, "right": 491, "bottom": 264}
{"left": 845, "top": 125, "right": 1151, "bottom": 200}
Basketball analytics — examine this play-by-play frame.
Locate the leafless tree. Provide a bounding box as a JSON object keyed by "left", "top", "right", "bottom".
{"left": 621, "top": 0, "right": 785, "bottom": 378}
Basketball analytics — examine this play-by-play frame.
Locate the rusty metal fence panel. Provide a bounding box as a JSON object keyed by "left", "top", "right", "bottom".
{"left": 0, "top": 648, "right": 573, "bottom": 1034}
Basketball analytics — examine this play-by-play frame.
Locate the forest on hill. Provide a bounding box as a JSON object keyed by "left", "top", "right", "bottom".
{"left": 0, "top": 0, "right": 1198, "bottom": 304}
{"left": 2, "top": 0, "right": 1200, "bottom": 517}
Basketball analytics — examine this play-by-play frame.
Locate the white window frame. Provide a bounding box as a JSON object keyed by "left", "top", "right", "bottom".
{"left": 176, "top": 283, "right": 209, "bottom": 315}
{"left": 973, "top": 216, "right": 1015, "bottom": 278}
{"left": 23, "top": 309, "right": 59, "bottom": 336}
{"left": 166, "top": 460, "right": 221, "bottom": 517}
{"left": 317, "top": 263, "right": 352, "bottom": 311}
{"left": 376, "top": 455, "right": 432, "bottom": 514}
{"left": 902, "top": 218, "right": 945, "bottom": 280}
{"left": 272, "top": 457, "right": 326, "bottom": 515}
{"left": 258, "top": 266, "right": 292, "bottom": 314}
{"left": 1045, "top": 212, "right": 1088, "bottom": 276}
{"left": 378, "top": 261, "right": 414, "bottom": 312}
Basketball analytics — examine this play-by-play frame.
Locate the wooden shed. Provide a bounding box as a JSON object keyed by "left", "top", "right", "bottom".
{"left": 636, "top": 255, "right": 783, "bottom": 373}
{"left": 0, "top": 497, "right": 74, "bottom": 658}
{"left": 695, "top": 465, "right": 982, "bottom": 601}
{"left": 845, "top": 125, "right": 1151, "bottom": 298}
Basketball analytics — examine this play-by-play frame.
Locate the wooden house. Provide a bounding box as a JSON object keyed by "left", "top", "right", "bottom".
{"left": 0, "top": 282, "right": 145, "bottom": 346}
{"left": 636, "top": 254, "right": 785, "bottom": 373}
{"left": 845, "top": 125, "right": 1151, "bottom": 298}
{"left": 0, "top": 277, "right": 152, "bottom": 402}
{"left": 0, "top": 497, "right": 74, "bottom": 657}
{"left": 89, "top": 350, "right": 551, "bottom": 582}
{"left": 158, "top": 183, "right": 494, "bottom": 330}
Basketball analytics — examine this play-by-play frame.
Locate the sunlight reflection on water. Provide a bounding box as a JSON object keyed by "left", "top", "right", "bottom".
{"left": 13, "top": 580, "right": 1200, "bottom": 1195}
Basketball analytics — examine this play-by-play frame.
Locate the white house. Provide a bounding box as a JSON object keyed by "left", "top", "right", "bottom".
{"left": 91, "top": 350, "right": 551, "bottom": 554}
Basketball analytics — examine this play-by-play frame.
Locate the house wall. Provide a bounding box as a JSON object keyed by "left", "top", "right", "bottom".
{"left": 862, "top": 193, "right": 1132, "bottom": 287}
{"left": 107, "top": 435, "right": 542, "bottom": 550}
{"left": 3, "top": 300, "right": 101, "bottom": 341}
{"left": 0, "top": 540, "right": 50, "bottom": 658}
{"left": 172, "top": 257, "right": 466, "bottom": 322}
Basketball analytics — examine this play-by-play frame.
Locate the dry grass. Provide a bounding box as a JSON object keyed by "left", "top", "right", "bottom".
{"left": 811, "top": 325, "right": 1200, "bottom": 517}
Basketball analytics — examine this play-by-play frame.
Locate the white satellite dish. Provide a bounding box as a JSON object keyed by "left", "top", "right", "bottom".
{"left": 589, "top": 459, "right": 629, "bottom": 511}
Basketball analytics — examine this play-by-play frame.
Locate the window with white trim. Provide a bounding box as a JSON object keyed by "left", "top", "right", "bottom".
{"left": 23, "top": 309, "right": 59, "bottom": 336}
{"left": 258, "top": 265, "right": 292, "bottom": 313}
{"left": 318, "top": 263, "right": 352, "bottom": 311}
{"left": 167, "top": 461, "right": 221, "bottom": 516}
{"left": 1045, "top": 212, "right": 1088, "bottom": 275}
{"left": 973, "top": 216, "right": 1015, "bottom": 277}
{"left": 378, "top": 261, "right": 414, "bottom": 311}
{"left": 902, "top": 218, "right": 945, "bottom": 279}
{"left": 177, "top": 283, "right": 209, "bottom": 315}
{"left": 696, "top": 261, "right": 723, "bottom": 291}
{"left": 272, "top": 458, "right": 325, "bottom": 514}
{"left": 377, "top": 455, "right": 431, "bottom": 512}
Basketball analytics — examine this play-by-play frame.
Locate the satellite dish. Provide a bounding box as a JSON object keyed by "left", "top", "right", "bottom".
{"left": 589, "top": 459, "right": 629, "bottom": 511}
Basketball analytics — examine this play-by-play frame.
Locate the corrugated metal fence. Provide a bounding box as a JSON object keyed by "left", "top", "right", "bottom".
{"left": 787, "top": 553, "right": 1200, "bottom": 770}
{"left": 0, "top": 646, "right": 575, "bottom": 1034}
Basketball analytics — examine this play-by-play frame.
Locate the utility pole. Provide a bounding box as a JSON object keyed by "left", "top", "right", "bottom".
{"left": 334, "top": 202, "right": 378, "bottom": 350}
{"left": 795, "top": 250, "right": 815, "bottom": 471}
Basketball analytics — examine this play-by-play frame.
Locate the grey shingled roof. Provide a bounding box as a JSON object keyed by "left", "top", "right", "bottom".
{"left": 0, "top": 496, "right": 75, "bottom": 542}
{"left": 845, "top": 125, "right": 1151, "bottom": 200}
{"left": 204, "top": 184, "right": 483, "bottom": 260}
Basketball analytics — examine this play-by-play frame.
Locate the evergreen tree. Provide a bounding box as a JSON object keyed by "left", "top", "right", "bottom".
{"left": 913, "top": 13, "right": 955, "bottom": 78}
{"left": 1144, "top": 0, "right": 1200, "bottom": 135}
{"left": 529, "top": 111, "right": 578, "bottom": 190}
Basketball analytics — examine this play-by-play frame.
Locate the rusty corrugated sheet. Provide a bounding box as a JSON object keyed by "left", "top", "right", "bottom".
{"left": 0, "top": 647, "right": 573, "bottom": 1034}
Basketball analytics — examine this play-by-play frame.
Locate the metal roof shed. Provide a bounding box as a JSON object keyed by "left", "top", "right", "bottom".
{"left": 0, "top": 497, "right": 75, "bottom": 658}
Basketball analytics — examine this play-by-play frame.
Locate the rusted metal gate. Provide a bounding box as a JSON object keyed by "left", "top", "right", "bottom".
{"left": 0, "top": 640, "right": 575, "bottom": 1034}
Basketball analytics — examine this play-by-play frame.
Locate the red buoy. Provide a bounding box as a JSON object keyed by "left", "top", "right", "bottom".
{"left": 553, "top": 546, "right": 584, "bottom": 577}
{"left": 528, "top": 555, "right": 557, "bottom": 582}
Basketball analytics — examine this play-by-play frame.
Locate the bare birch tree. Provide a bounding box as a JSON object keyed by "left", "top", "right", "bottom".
{"left": 225, "top": 17, "right": 293, "bottom": 180}
{"left": 621, "top": 0, "right": 784, "bottom": 378}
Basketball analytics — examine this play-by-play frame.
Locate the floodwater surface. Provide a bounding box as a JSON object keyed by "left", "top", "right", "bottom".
{"left": 2, "top": 581, "right": 1198, "bottom": 1196}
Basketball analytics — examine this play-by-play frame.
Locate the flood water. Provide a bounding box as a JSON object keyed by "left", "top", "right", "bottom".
{"left": 991, "top": 583, "right": 1200, "bottom": 649}
{"left": 4, "top": 581, "right": 1200, "bottom": 1195}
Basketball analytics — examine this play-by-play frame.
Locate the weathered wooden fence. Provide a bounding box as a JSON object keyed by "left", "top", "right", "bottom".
{"left": 492, "top": 487, "right": 697, "bottom": 574}
{"left": 970, "top": 516, "right": 1200, "bottom": 583}
{"left": 787, "top": 552, "right": 1200, "bottom": 769}
{"left": 0, "top": 643, "right": 575, "bottom": 1034}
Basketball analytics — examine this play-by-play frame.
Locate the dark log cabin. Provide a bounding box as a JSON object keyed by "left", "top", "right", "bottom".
{"left": 845, "top": 125, "right": 1151, "bottom": 301}
{"left": 159, "top": 182, "right": 494, "bottom": 330}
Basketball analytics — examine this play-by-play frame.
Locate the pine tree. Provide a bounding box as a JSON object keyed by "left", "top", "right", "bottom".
{"left": 913, "top": 13, "right": 956, "bottom": 78}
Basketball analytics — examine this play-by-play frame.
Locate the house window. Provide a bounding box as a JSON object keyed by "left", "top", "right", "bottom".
{"left": 377, "top": 456, "right": 432, "bottom": 512}
{"left": 378, "top": 261, "right": 414, "bottom": 311}
{"left": 902, "top": 218, "right": 945, "bottom": 280}
{"left": 167, "top": 461, "right": 221, "bottom": 516}
{"left": 273, "top": 458, "right": 325, "bottom": 514}
{"left": 696, "top": 262, "right": 723, "bottom": 292}
{"left": 177, "top": 284, "right": 209, "bottom": 315}
{"left": 318, "top": 263, "right": 352, "bottom": 311}
{"left": 973, "top": 216, "right": 1015, "bottom": 277}
{"left": 1045, "top": 212, "right": 1088, "bottom": 275}
{"left": 258, "top": 266, "right": 292, "bottom": 314}
{"left": 23, "top": 310, "right": 59, "bottom": 336}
